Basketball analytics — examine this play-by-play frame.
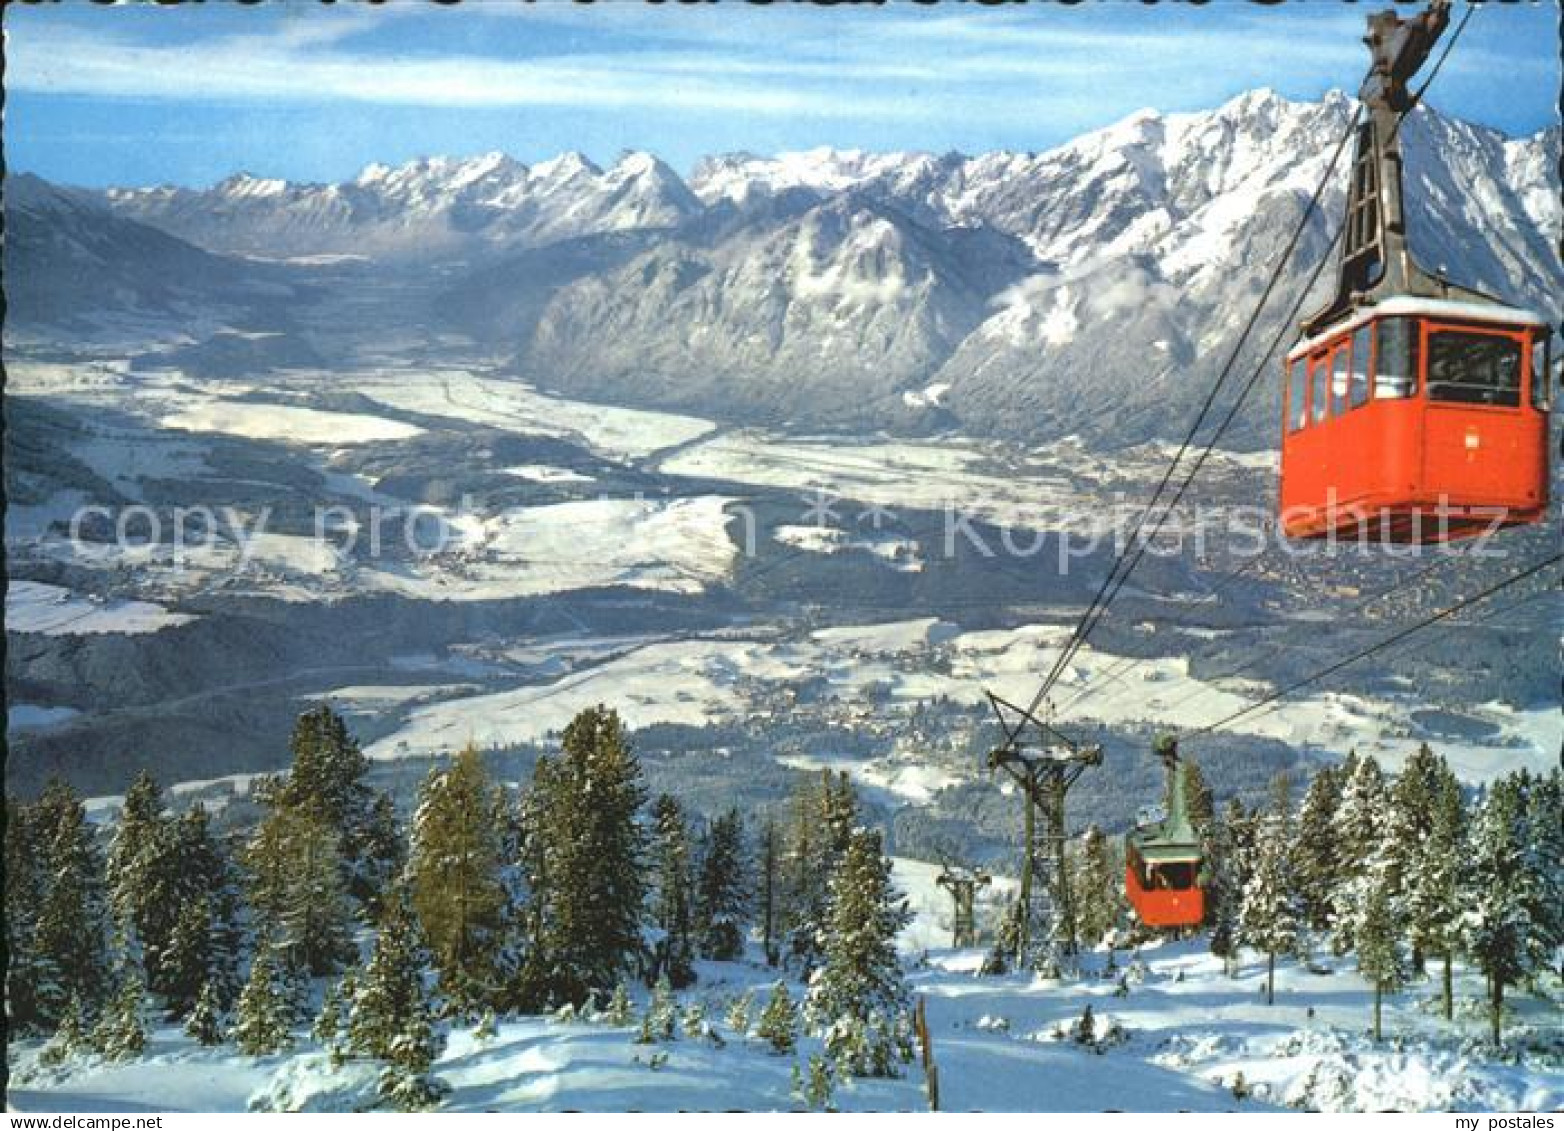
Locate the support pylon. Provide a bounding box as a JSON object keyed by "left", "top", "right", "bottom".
{"left": 984, "top": 692, "right": 1102, "bottom": 973}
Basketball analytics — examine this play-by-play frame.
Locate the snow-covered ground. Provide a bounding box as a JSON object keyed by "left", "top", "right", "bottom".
{"left": 5, "top": 579, "right": 195, "bottom": 636}
{"left": 359, "top": 618, "right": 1555, "bottom": 782}
{"left": 163, "top": 401, "right": 424, "bottom": 445}
{"left": 346, "top": 369, "right": 715, "bottom": 462}
{"left": 10, "top": 917, "right": 1558, "bottom": 1112}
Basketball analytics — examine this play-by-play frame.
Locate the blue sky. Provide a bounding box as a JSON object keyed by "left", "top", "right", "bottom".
{"left": 7, "top": 1, "right": 1560, "bottom": 188}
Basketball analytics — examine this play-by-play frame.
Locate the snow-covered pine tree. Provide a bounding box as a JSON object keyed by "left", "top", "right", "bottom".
{"left": 405, "top": 744, "right": 511, "bottom": 1018}
{"left": 1071, "top": 824, "right": 1123, "bottom": 949}
{"left": 1355, "top": 864, "right": 1407, "bottom": 1041}
{"left": 1292, "top": 764, "right": 1342, "bottom": 933}
{"left": 166, "top": 807, "right": 245, "bottom": 1012}
{"left": 758, "top": 816, "right": 781, "bottom": 966}
{"left": 31, "top": 779, "right": 112, "bottom": 1029}
{"left": 92, "top": 968, "right": 149, "bottom": 1060}
{"left": 694, "top": 808, "right": 751, "bottom": 962}
{"left": 347, "top": 893, "right": 448, "bottom": 1109}
{"left": 680, "top": 998, "right": 708, "bottom": 1040}
{"left": 105, "top": 770, "right": 169, "bottom": 962}
{"left": 1330, "top": 753, "right": 1387, "bottom": 956}
{"left": 605, "top": 981, "right": 634, "bottom": 1027}
{"left": 1521, "top": 770, "right": 1564, "bottom": 984}
{"left": 161, "top": 896, "right": 218, "bottom": 1019}
{"left": 233, "top": 942, "right": 296, "bottom": 1056}
{"left": 357, "top": 791, "right": 405, "bottom": 920}
{"left": 278, "top": 705, "right": 372, "bottom": 838}
{"left": 105, "top": 788, "right": 243, "bottom": 1019}
{"left": 245, "top": 804, "right": 357, "bottom": 977}
{"left": 1404, "top": 764, "right": 1465, "bottom": 1020}
{"left": 755, "top": 980, "right": 798, "bottom": 1054}
{"left": 1207, "top": 798, "right": 1253, "bottom": 972}
{"left": 725, "top": 989, "right": 754, "bottom": 1036}
{"left": 1460, "top": 772, "right": 1553, "bottom": 1047}
{"left": 1239, "top": 804, "right": 1301, "bottom": 1005}
{"left": 648, "top": 794, "right": 697, "bottom": 988}
{"left": 274, "top": 705, "right": 396, "bottom": 915}
{"left": 783, "top": 772, "right": 858, "bottom": 974}
{"left": 38, "top": 994, "right": 88, "bottom": 1066}
{"left": 642, "top": 972, "right": 677, "bottom": 1041}
{"left": 515, "top": 706, "right": 647, "bottom": 1011}
{"left": 185, "top": 978, "right": 225, "bottom": 1046}
{"left": 805, "top": 827, "right": 913, "bottom": 1078}
{"left": 1182, "top": 757, "right": 1215, "bottom": 829}
{"left": 6, "top": 796, "right": 51, "bottom": 1034}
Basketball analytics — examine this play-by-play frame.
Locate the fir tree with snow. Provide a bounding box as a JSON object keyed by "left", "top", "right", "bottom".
{"left": 515, "top": 705, "right": 647, "bottom": 1011}
{"left": 604, "top": 981, "right": 634, "bottom": 1027}
{"left": 755, "top": 980, "right": 798, "bottom": 1054}
{"left": 356, "top": 792, "right": 405, "bottom": 922}
{"left": 105, "top": 770, "right": 168, "bottom": 961}
{"left": 694, "top": 807, "right": 751, "bottom": 961}
{"left": 1462, "top": 772, "right": 1560, "bottom": 1046}
{"left": 1207, "top": 798, "right": 1253, "bottom": 973}
{"left": 38, "top": 993, "right": 89, "bottom": 1067}
{"left": 245, "top": 804, "right": 357, "bottom": 977}
{"left": 805, "top": 827, "right": 913, "bottom": 1078}
{"left": 783, "top": 771, "right": 858, "bottom": 974}
{"left": 92, "top": 969, "right": 149, "bottom": 1061}
{"left": 725, "top": 989, "right": 754, "bottom": 1037}
{"left": 1355, "top": 866, "right": 1407, "bottom": 1041}
{"left": 1330, "top": 753, "right": 1387, "bottom": 956}
{"left": 233, "top": 943, "right": 296, "bottom": 1056}
{"left": 312, "top": 971, "right": 351, "bottom": 1058}
{"left": 1239, "top": 806, "right": 1301, "bottom": 1006}
{"left": 1292, "top": 763, "right": 1341, "bottom": 933}
{"left": 1181, "top": 757, "right": 1215, "bottom": 829}
{"left": 758, "top": 815, "right": 782, "bottom": 966}
{"left": 185, "top": 979, "right": 225, "bottom": 1047}
{"left": 640, "top": 972, "right": 677, "bottom": 1042}
{"left": 804, "top": 1052, "right": 837, "bottom": 1111}
{"left": 1072, "top": 824, "right": 1123, "bottom": 948}
{"left": 1403, "top": 757, "right": 1466, "bottom": 1019}
{"left": 405, "top": 743, "right": 512, "bottom": 1017}
{"left": 648, "top": 793, "right": 697, "bottom": 988}
{"left": 345, "top": 893, "right": 448, "bottom": 1109}
{"left": 680, "top": 998, "right": 708, "bottom": 1040}
{"left": 30, "top": 779, "right": 112, "bottom": 1029}
{"left": 6, "top": 796, "right": 52, "bottom": 1034}
{"left": 269, "top": 705, "right": 399, "bottom": 917}
{"left": 164, "top": 807, "right": 245, "bottom": 1014}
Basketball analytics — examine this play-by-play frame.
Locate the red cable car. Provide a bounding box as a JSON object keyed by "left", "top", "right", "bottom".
{"left": 1125, "top": 738, "right": 1206, "bottom": 930}
{"left": 1280, "top": 298, "right": 1551, "bottom": 542}
{"left": 1278, "top": 0, "right": 1552, "bottom": 544}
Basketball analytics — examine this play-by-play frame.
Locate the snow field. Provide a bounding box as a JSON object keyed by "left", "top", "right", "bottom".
{"left": 6, "top": 579, "right": 195, "bottom": 636}
{"left": 12, "top": 935, "right": 1556, "bottom": 1112}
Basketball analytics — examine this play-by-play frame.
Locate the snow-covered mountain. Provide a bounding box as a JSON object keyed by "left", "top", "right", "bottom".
{"left": 102, "top": 150, "right": 702, "bottom": 261}
{"left": 25, "top": 89, "right": 1564, "bottom": 445}
{"left": 3, "top": 173, "right": 288, "bottom": 335}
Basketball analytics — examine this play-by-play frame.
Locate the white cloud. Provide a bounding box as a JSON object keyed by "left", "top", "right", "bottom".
{"left": 5, "top": 5, "right": 1552, "bottom": 138}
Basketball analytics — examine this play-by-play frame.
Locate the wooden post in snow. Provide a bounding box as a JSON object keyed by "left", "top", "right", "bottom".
{"left": 914, "top": 995, "right": 939, "bottom": 1112}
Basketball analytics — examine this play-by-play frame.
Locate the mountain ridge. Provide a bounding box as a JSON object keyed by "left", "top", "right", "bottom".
{"left": 10, "top": 89, "right": 1560, "bottom": 447}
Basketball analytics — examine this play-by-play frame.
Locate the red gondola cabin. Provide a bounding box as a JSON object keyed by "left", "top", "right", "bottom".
{"left": 1124, "top": 756, "right": 1206, "bottom": 930}
{"left": 1279, "top": 297, "right": 1551, "bottom": 542}
{"left": 1276, "top": 1, "right": 1552, "bottom": 543}
{"left": 1125, "top": 841, "right": 1205, "bottom": 930}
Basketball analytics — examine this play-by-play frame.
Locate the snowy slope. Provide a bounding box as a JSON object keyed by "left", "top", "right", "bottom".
{"left": 9, "top": 933, "right": 1558, "bottom": 1112}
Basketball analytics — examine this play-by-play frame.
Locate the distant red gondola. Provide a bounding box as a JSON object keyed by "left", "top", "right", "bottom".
{"left": 1125, "top": 736, "right": 1206, "bottom": 931}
